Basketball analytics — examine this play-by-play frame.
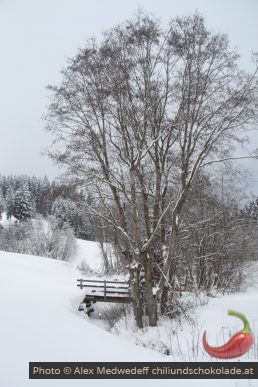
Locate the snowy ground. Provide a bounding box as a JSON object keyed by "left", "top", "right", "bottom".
{"left": 0, "top": 239, "right": 257, "bottom": 387}
{"left": 0, "top": 212, "right": 17, "bottom": 228}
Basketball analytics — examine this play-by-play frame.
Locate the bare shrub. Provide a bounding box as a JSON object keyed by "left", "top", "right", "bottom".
{"left": 100, "top": 304, "right": 128, "bottom": 330}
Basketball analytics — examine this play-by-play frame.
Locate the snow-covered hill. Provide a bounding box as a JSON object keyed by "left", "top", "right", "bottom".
{"left": 0, "top": 251, "right": 163, "bottom": 387}
{"left": 0, "top": 246, "right": 257, "bottom": 387}
{"left": 73, "top": 238, "right": 104, "bottom": 272}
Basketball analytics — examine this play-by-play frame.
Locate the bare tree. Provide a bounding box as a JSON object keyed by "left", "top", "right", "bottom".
{"left": 173, "top": 170, "right": 253, "bottom": 296}
{"left": 45, "top": 12, "right": 258, "bottom": 326}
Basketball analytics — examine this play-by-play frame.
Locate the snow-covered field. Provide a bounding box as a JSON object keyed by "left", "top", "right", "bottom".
{"left": 0, "top": 239, "right": 257, "bottom": 387}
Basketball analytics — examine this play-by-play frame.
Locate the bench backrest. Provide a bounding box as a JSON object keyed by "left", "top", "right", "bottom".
{"left": 77, "top": 279, "right": 131, "bottom": 303}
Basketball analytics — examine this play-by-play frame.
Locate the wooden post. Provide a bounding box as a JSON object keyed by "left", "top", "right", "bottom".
{"left": 104, "top": 280, "right": 106, "bottom": 299}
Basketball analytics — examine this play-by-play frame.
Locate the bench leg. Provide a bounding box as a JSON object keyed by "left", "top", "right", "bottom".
{"left": 79, "top": 298, "right": 95, "bottom": 316}
{"left": 86, "top": 307, "right": 94, "bottom": 316}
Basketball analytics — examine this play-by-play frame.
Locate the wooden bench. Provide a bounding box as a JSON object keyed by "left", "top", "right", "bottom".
{"left": 77, "top": 279, "right": 131, "bottom": 303}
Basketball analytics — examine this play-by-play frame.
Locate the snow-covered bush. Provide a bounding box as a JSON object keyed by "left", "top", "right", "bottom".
{"left": 0, "top": 216, "right": 76, "bottom": 261}
{"left": 41, "top": 216, "right": 76, "bottom": 260}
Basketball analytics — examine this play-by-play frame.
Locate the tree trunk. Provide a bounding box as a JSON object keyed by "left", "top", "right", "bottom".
{"left": 157, "top": 217, "right": 179, "bottom": 315}
{"left": 142, "top": 251, "right": 157, "bottom": 326}
{"left": 130, "top": 264, "right": 143, "bottom": 328}
{"left": 160, "top": 285, "right": 168, "bottom": 315}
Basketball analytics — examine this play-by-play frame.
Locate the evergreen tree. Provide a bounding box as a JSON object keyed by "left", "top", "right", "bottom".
{"left": 12, "top": 185, "right": 32, "bottom": 221}
{"left": 0, "top": 190, "right": 5, "bottom": 220}
{"left": 6, "top": 189, "right": 15, "bottom": 220}
{"left": 39, "top": 176, "right": 51, "bottom": 215}
{"left": 0, "top": 175, "right": 52, "bottom": 218}
{"left": 249, "top": 198, "right": 258, "bottom": 223}
{"left": 239, "top": 198, "right": 258, "bottom": 224}
{"left": 51, "top": 197, "right": 77, "bottom": 228}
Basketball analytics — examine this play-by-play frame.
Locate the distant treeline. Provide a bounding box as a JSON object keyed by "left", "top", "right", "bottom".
{"left": 0, "top": 175, "right": 95, "bottom": 240}
{"left": 0, "top": 173, "right": 258, "bottom": 294}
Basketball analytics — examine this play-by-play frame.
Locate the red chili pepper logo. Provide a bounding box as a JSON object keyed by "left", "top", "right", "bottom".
{"left": 203, "top": 310, "right": 254, "bottom": 359}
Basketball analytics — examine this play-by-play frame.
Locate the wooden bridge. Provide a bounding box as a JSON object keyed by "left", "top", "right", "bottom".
{"left": 77, "top": 279, "right": 132, "bottom": 303}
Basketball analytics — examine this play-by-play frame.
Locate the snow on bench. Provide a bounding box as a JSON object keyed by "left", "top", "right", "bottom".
{"left": 77, "top": 279, "right": 132, "bottom": 303}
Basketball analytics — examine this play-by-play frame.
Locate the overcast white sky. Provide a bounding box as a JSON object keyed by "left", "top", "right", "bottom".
{"left": 0, "top": 0, "right": 257, "bottom": 195}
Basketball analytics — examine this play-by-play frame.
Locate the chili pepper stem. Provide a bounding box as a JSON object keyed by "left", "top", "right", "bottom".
{"left": 228, "top": 310, "right": 252, "bottom": 335}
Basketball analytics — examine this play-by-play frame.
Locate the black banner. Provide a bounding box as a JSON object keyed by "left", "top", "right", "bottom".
{"left": 29, "top": 362, "right": 258, "bottom": 379}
